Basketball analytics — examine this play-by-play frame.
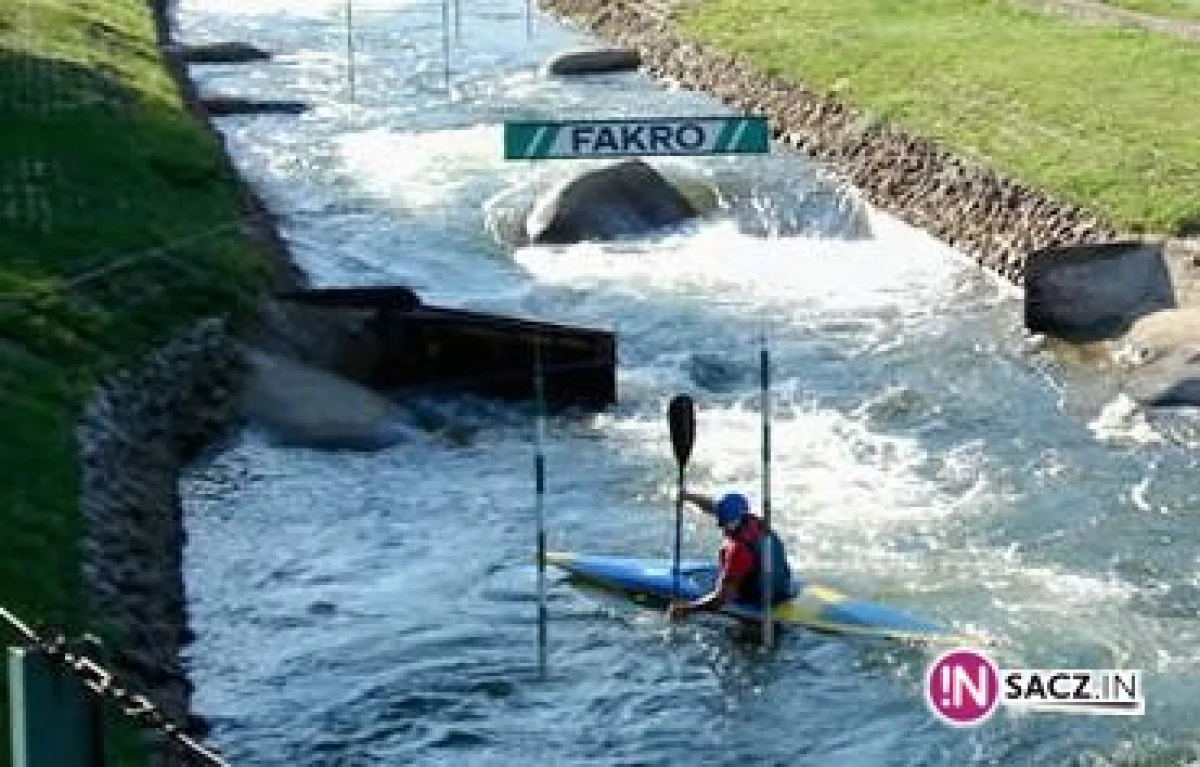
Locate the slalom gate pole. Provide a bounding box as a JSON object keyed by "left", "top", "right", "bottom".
{"left": 534, "top": 341, "right": 548, "bottom": 679}
{"left": 345, "top": 0, "right": 356, "bottom": 107}
{"left": 442, "top": 0, "right": 451, "bottom": 93}
{"left": 760, "top": 329, "right": 774, "bottom": 649}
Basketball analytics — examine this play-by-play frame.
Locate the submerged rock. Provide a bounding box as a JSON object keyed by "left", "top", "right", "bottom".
{"left": 687, "top": 353, "right": 745, "bottom": 392}
{"left": 713, "top": 169, "right": 872, "bottom": 239}
{"left": 242, "top": 349, "right": 416, "bottom": 450}
{"left": 1116, "top": 309, "right": 1200, "bottom": 407}
{"left": 487, "top": 160, "right": 720, "bottom": 248}
{"left": 183, "top": 42, "right": 272, "bottom": 64}
{"left": 307, "top": 601, "right": 338, "bottom": 616}
{"left": 201, "top": 96, "right": 309, "bottom": 116}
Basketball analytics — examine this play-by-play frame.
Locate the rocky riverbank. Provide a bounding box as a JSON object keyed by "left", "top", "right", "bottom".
{"left": 79, "top": 319, "right": 244, "bottom": 763}
{"left": 68, "top": 1, "right": 431, "bottom": 757}
{"left": 65, "top": 2, "right": 306, "bottom": 761}
{"left": 539, "top": 0, "right": 1121, "bottom": 284}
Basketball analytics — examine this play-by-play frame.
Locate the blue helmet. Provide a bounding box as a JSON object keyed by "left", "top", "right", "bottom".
{"left": 714, "top": 492, "right": 750, "bottom": 526}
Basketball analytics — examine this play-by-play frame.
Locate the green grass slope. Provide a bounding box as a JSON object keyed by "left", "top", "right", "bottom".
{"left": 1, "top": 0, "right": 270, "bottom": 760}
{"left": 681, "top": 0, "right": 1200, "bottom": 234}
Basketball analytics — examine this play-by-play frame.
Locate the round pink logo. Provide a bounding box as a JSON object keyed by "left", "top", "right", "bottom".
{"left": 925, "top": 647, "right": 1000, "bottom": 726}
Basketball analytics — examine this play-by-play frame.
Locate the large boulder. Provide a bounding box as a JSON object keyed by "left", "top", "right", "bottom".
{"left": 1024, "top": 241, "right": 1174, "bottom": 342}
{"left": 526, "top": 159, "right": 701, "bottom": 245}
{"left": 486, "top": 161, "right": 718, "bottom": 248}
{"left": 542, "top": 47, "right": 641, "bottom": 76}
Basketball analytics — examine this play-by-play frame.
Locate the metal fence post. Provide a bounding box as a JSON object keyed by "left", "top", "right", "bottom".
{"left": 9, "top": 646, "right": 99, "bottom": 767}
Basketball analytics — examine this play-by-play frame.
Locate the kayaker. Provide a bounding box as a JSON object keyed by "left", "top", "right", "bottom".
{"left": 667, "top": 491, "right": 793, "bottom": 620}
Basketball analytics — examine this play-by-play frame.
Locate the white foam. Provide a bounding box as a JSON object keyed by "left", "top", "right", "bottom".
{"left": 514, "top": 211, "right": 970, "bottom": 319}
{"left": 336, "top": 125, "right": 506, "bottom": 210}
{"left": 1089, "top": 394, "right": 1164, "bottom": 445}
{"left": 607, "top": 397, "right": 974, "bottom": 538}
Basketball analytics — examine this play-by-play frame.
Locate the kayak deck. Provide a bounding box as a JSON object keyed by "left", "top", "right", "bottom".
{"left": 546, "top": 552, "right": 978, "bottom": 644}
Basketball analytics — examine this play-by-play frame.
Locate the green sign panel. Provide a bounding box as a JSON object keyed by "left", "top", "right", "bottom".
{"left": 504, "top": 116, "right": 769, "bottom": 160}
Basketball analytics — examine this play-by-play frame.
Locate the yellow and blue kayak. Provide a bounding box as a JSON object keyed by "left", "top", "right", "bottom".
{"left": 546, "top": 552, "right": 979, "bottom": 644}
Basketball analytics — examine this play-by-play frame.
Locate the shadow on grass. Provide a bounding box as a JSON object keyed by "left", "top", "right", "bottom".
{"left": 0, "top": 47, "right": 271, "bottom": 765}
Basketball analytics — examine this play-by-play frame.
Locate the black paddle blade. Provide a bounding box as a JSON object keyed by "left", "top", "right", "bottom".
{"left": 667, "top": 394, "right": 696, "bottom": 469}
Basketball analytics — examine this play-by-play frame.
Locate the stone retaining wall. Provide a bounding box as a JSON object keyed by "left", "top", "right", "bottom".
{"left": 78, "top": 318, "right": 245, "bottom": 763}
{"left": 541, "top": 0, "right": 1121, "bottom": 283}
{"left": 68, "top": 6, "right": 357, "bottom": 759}
{"left": 53, "top": 5, "right": 301, "bottom": 762}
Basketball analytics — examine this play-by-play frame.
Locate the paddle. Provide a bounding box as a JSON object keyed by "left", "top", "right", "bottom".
{"left": 667, "top": 395, "right": 696, "bottom": 604}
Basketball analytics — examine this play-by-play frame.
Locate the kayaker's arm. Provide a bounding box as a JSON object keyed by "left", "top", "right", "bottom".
{"left": 680, "top": 491, "right": 715, "bottom": 515}
{"left": 668, "top": 573, "right": 742, "bottom": 619}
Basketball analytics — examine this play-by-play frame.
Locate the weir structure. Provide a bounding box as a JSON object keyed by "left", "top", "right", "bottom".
{"left": 275, "top": 286, "right": 618, "bottom": 408}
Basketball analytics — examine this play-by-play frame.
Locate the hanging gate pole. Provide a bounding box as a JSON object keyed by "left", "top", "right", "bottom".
{"left": 760, "top": 330, "right": 774, "bottom": 649}
{"left": 534, "top": 341, "right": 548, "bottom": 679}
{"left": 345, "top": 0, "right": 356, "bottom": 107}
{"left": 442, "top": 0, "right": 451, "bottom": 93}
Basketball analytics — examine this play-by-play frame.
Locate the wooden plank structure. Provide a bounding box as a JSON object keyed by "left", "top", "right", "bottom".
{"left": 275, "top": 286, "right": 616, "bottom": 408}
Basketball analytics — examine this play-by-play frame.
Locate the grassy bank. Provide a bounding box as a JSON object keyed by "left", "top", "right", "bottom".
{"left": 1, "top": 0, "right": 270, "bottom": 760}
{"left": 680, "top": 0, "right": 1200, "bottom": 234}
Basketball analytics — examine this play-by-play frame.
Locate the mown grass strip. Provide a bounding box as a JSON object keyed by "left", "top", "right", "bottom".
{"left": 680, "top": 0, "right": 1200, "bottom": 234}
{"left": 1, "top": 0, "right": 270, "bottom": 761}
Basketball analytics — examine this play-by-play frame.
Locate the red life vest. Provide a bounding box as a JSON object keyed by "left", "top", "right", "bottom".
{"left": 719, "top": 515, "right": 792, "bottom": 606}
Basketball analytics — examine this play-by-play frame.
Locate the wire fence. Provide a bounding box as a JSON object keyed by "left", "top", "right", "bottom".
{"left": 2, "top": 604, "right": 228, "bottom": 766}
{"left": 0, "top": 220, "right": 253, "bottom": 305}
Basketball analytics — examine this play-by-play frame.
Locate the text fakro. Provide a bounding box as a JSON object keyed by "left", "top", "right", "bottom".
{"left": 569, "top": 123, "right": 707, "bottom": 154}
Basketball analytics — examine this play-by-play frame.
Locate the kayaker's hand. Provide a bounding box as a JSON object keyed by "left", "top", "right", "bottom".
{"left": 667, "top": 601, "right": 689, "bottom": 621}
{"left": 678, "top": 491, "right": 714, "bottom": 516}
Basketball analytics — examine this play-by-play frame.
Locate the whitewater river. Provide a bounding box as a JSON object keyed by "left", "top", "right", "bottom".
{"left": 177, "top": 0, "right": 1200, "bottom": 763}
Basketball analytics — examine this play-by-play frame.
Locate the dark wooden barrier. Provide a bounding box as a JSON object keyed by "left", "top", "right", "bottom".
{"left": 275, "top": 287, "right": 616, "bottom": 408}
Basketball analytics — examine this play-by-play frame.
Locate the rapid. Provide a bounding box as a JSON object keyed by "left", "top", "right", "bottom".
{"left": 177, "top": 0, "right": 1200, "bottom": 762}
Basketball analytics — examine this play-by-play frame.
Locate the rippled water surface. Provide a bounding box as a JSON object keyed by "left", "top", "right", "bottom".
{"left": 178, "top": 0, "right": 1200, "bottom": 763}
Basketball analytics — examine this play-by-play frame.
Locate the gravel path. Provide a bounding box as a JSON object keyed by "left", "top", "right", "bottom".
{"left": 1026, "top": 0, "right": 1200, "bottom": 43}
